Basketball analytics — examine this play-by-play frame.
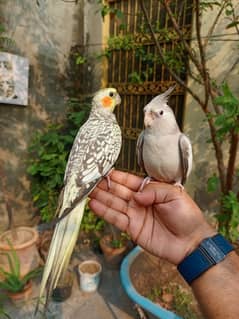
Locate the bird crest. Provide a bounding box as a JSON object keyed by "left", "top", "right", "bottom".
{"left": 148, "top": 84, "right": 176, "bottom": 107}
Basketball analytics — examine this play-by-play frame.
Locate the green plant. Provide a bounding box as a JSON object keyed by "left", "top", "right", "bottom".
{"left": 206, "top": 83, "right": 239, "bottom": 240}
{"left": 173, "top": 285, "right": 198, "bottom": 319}
{"left": 110, "top": 232, "right": 129, "bottom": 249}
{"left": 81, "top": 203, "right": 105, "bottom": 233}
{"left": 0, "top": 296, "right": 11, "bottom": 319}
{"left": 0, "top": 306, "right": 11, "bottom": 319}
{"left": 148, "top": 283, "right": 199, "bottom": 319}
{"left": 221, "top": 191, "right": 239, "bottom": 242}
{"left": 0, "top": 241, "right": 42, "bottom": 293}
{"left": 97, "top": 0, "right": 124, "bottom": 23}
{"left": 27, "top": 99, "right": 90, "bottom": 222}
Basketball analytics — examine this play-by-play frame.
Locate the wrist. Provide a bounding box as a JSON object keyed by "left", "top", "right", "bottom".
{"left": 177, "top": 233, "right": 234, "bottom": 285}
{"left": 182, "top": 224, "right": 216, "bottom": 263}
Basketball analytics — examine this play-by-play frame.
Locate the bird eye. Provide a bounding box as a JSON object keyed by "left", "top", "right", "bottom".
{"left": 109, "top": 91, "right": 114, "bottom": 97}
{"left": 159, "top": 110, "right": 164, "bottom": 115}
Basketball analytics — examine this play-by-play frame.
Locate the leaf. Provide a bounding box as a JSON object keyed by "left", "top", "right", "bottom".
{"left": 76, "top": 55, "right": 87, "bottom": 65}
{"left": 226, "top": 21, "right": 239, "bottom": 29}
{"left": 27, "top": 164, "right": 39, "bottom": 175}
{"left": 22, "top": 267, "right": 42, "bottom": 285}
{"left": 207, "top": 175, "right": 219, "bottom": 193}
{"left": 115, "top": 9, "right": 124, "bottom": 20}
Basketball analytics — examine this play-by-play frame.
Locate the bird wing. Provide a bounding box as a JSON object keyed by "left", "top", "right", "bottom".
{"left": 178, "top": 134, "right": 193, "bottom": 184}
{"left": 61, "top": 115, "right": 122, "bottom": 213}
{"left": 136, "top": 130, "right": 146, "bottom": 173}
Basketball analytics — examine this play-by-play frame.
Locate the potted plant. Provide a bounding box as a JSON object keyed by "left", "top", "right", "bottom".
{"left": 0, "top": 167, "right": 41, "bottom": 276}
{"left": 99, "top": 228, "right": 131, "bottom": 269}
{"left": 0, "top": 241, "right": 42, "bottom": 305}
{"left": 0, "top": 227, "right": 41, "bottom": 277}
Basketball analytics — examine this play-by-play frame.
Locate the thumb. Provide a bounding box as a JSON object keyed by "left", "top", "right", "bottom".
{"left": 134, "top": 189, "right": 156, "bottom": 206}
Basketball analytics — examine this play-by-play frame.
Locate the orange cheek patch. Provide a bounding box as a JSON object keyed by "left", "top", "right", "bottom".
{"left": 102, "top": 96, "right": 113, "bottom": 108}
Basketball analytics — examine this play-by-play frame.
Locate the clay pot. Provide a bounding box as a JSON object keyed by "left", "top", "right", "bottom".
{"left": 99, "top": 234, "right": 129, "bottom": 269}
{"left": 7, "top": 280, "right": 32, "bottom": 306}
{"left": 0, "top": 227, "right": 40, "bottom": 277}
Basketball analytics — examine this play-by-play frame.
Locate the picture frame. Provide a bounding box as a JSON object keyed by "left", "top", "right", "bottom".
{"left": 0, "top": 52, "right": 29, "bottom": 106}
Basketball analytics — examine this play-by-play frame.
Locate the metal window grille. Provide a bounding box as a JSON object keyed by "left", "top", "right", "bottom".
{"left": 106, "top": 0, "right": 193, "bottom": 175}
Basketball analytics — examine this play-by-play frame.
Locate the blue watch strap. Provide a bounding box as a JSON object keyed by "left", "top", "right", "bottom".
{"left": 177, "top": 234, "right": 234, "bottom": 285}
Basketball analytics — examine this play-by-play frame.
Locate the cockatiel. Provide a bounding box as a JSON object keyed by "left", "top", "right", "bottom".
{"left": 136, "top": 86, "right": 192, "bottom": 188}
{"left": 36, "top": 88, "right": 122, "bottom": 312}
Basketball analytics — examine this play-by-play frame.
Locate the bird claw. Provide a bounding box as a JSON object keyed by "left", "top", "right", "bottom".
{"left": 106, "top": 175, "right": 111, "bottom": 190}
{"left": 105, "top": 168, "right": 114, "bottom": 190}
{"left": 138, "top": 176, "right": 152, "bottom": 192}
{"left": 174, "top": 182, "right": 184, "bottom": 191}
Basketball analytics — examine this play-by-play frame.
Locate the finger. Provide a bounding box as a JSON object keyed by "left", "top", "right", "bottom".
{"left": 89, "top": 199, "right": 129, "bottom": 231}
{"left": 134, "top": 190, "right": 155, "bottom": 206}
{"left": 134, "top": 182, "right": 182, "bottom": 205}
{"left": 89, "top": 187, "right": 129, "bottom": 214}
{"left": 90, "top": 178, "right": 137, "bottom": 202}
{"left": 110, "top": 170, "right": 143, "bottom": 192}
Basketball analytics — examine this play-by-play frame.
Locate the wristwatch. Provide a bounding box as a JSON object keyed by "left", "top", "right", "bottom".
{"left": 177, "top": 233, "right": 234, "bottom": 285}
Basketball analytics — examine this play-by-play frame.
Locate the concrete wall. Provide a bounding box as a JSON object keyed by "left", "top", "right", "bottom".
{"left": 184, "top": 0, "right": 239, "bottom": 212}
{"left": 0, "top": 0, "right": 103, "bottom": 229}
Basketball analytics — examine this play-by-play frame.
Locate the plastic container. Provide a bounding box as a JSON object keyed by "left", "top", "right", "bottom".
{"left": 78, "top": 260, "right": 102, "bottom": 292}
{"left": 120, "top": 246, "right": 182, "bottom": 319}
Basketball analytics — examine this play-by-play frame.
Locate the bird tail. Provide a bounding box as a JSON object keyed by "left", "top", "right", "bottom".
{"left": 35, "top": 198, "right": 87, "bottom": 313}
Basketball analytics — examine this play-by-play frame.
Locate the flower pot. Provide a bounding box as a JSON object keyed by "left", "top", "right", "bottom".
{"left": 7, "top": 280, "right": 32, "bottom": 306}
{"left": 99, "top": 234, "right": 129, "bottom": 269}
{"left": 78, "top": 260, "right": 102, "bottom": 293}
{"left": 52, "top": 270, "right": 74, "bottom": 302}
{"left": 0, "top": 227, "right": 40, "bottom": 277}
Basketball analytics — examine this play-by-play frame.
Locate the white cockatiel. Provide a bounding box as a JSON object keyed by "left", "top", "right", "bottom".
{"left": 137, "top": 86, "right": 192, "bottom": 188}
{"left": 36, "top": 88, "right": 122, "bottom": 311}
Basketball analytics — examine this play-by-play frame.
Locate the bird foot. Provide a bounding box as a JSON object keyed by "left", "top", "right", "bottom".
{"left": 138, "top": 176, "right": 153, "bottom": 192}
{"left": 105, "top": 168, "right": 114, "bottom": 190}
{"left": 106, "top": 175, "right": 111, "bottom": 190}
{"left": 173, "top": 182, "right": 184, "bottom": 191}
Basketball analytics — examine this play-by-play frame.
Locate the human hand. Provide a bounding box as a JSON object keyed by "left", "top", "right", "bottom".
{"left": 89, "top": 170, "right": 215, "bottom": 265}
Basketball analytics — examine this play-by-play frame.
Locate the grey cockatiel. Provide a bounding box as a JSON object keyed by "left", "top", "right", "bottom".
{"left": 36, "top": 88, "right": 122, "bottom": 312}
{"left": 136, "top": 86, "right": 192, "bottom": 188}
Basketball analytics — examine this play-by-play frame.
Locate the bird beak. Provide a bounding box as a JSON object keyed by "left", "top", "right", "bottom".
{"left": 144, "top": 111, "right": 154, "bottom": 127}
{"left": 115, "top": 93, "right": 121, "bottom": 106}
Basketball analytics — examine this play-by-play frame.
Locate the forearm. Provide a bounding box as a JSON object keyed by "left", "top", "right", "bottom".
{"left": 191, "top": 251, "right": 239, "bottom": 319}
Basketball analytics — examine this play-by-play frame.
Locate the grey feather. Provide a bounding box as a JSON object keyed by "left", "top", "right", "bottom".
{"left": 148, "top": 84, "right": 176, "bottom": 107}
{"left": 136, "top": 130, "right": 146, "bottom": 173}
{"left": 178, "top": 134, "right": 192, "bottom": 184}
